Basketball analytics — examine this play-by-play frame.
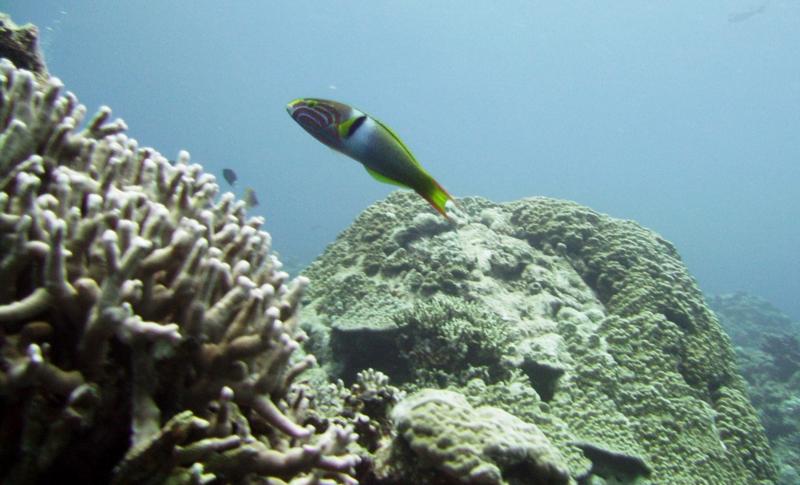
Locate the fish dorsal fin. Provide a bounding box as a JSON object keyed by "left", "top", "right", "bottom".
{"left": 364, "top": 166, "right": 408, "bottom": 188}
{"left": 371, "top": 117, "right": 423, "bottom": 169}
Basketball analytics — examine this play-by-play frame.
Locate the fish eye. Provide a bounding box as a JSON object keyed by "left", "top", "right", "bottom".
{"left": 346, "top": 115, "right": 367, "bottom": 137}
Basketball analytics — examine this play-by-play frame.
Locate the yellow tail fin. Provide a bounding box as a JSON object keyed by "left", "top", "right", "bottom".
{"left": 420, "top": 178, "right": 454, "bottom": 219}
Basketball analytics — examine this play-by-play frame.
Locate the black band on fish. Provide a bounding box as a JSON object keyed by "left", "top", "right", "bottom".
{"left": 346, "top": 115, "right": 367, "bottom": 138}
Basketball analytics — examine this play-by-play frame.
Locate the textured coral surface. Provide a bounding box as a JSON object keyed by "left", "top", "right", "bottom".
{"left": 0, "top": 14, "right": 47, "bottom": 83}
{"left": 391, "top": 389, "right": 570, "bottom": 485}
{"left": 0, "top": 60, "right": 359, "bottom": 484}
{"left": 301, "top": 192, "right": 777, "bottom": 484}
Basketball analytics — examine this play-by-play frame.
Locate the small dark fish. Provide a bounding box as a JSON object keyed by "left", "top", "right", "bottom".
{"left": 222, "top": 168, "right": 237, "bottom": 186}
{"left": 243, "top": 187, "right": 259, "bottom": 208}
{"left": 728, "top": 1, "right": 769, "bottom": 23}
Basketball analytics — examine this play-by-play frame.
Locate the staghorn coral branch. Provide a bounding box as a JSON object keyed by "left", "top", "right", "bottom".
{"left": 174, "top": 435, "right": 243, "bottom": 465}
{"left": 131, "top": 340, "right": 161, "bottom": 447}
{"left": 202, "top": 275, "right": 253, "bottom": 337}
{"left": 111, "top": 411, "right": 211, "bottom": 485}
{"left": 78, "top": 305, "right": 127, "bottom": 375}
{"left": 256, "top": 333, "right": 299, "bottom": 395}
{"left": 120, "top": 310, "right": 181, "bottom": 344}
{"left": 0, "top": 287, "right": 52, "bottom": 322}
{"left": 205, "top": 442, "right": 324, "bottom": 479}
{"left": 7, "top": 344, "right": 84, "bottom": 396}
{"left": 284, "top": 355, "right": 318, "bottom": 391}
{"left": 182, "top": 463, "right": 216, "bottom": 485}
{"left": 220, "top": 285, "right": 274, "bottom": 343}
{"left": 0, "top": 214, "right": 30, "bottom": 295}
{"left": 0, "top": 153, "right": 43, "bottom": 190}
{"left": 81, "top": 105, "right": 127, "bottom": 139}
{"left": 0, "top": 115, "right": 32, "bottom": 175}
{"left": 247, "top": 392, "right": 313, "bottom": 439}
{"left": 44, "top": 220, "right": 77, "bottom": 300}
{"left": 208, "top": 386, "right": 235, "bottom": 438}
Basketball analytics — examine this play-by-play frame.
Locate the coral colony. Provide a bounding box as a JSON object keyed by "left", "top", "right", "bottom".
{"left": 0, "top": 60, "right": 359, "bottom": 484}
{"left": 0, "top": 13, "right": 785, "bottom": 483}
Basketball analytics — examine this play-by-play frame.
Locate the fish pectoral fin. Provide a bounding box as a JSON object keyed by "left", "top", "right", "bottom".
{"left": 364, "top": 166, "right": 408, "bottom": 188}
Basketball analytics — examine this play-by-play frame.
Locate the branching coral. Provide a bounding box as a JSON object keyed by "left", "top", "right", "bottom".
{"left": 0, "top": 59, "right": 358, "bottom": 484}
{"left": 302, "top": 369, "right": 404, "bottom": 483}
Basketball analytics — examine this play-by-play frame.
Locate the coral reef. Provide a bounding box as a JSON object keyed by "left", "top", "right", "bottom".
{"left": 709, "top": 292, "right": 797, "bottom": 351}
{"left": 710, "top": 293, "right": 800, "bottom": 484}
{"left": 301, "top": 192, "right": 778, "bottom": 484}
{"left": 0, "top": 59, "right": 359, "bottom": 484}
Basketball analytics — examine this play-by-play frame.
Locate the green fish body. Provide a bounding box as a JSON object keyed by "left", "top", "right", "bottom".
{"left": 287, "top": 98, "right": 453, "bottom": 218}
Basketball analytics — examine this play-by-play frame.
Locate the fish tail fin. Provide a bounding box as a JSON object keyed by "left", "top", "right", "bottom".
{"left": 420, "top": 177, "right": 454, "bottom": 219}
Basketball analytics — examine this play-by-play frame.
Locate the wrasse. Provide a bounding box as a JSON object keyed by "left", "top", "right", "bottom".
{"left": 287, "top": 98, "right": 454, "bottom": 218}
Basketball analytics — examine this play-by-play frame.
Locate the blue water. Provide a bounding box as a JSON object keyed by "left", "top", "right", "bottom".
{"left": 5, "top": 1, "right": 799, "bottom": 319}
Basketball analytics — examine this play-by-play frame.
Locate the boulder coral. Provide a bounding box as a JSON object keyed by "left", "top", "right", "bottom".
{"left": 389, "top": 389, "right": 570, "bottom": 485}
{"left": 301, "top": 193, "right": 778, "bottom": 484}
{"left": 0, "top": 59, "right": 359, "bottom": 484}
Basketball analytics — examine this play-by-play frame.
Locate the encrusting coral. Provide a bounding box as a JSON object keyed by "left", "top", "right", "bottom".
{"left": 0, "top": 58, "right": 359, "bottom": 484}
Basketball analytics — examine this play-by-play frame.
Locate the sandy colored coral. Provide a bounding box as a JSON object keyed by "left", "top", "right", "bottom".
{"left": 388, "top": 389, "right": 570, "bottom": 485}
{"left": 0, "top": 59, "right": 358, "bottom": 484}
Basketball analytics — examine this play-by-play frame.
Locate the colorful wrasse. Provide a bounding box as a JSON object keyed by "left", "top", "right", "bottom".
{"left": 286, "top": 98, "right": 454, "bottom": 218}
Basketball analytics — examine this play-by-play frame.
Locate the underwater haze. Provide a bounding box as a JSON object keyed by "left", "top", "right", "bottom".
{"left": 5, "top": 1, "right": 800, "bottom": 319}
